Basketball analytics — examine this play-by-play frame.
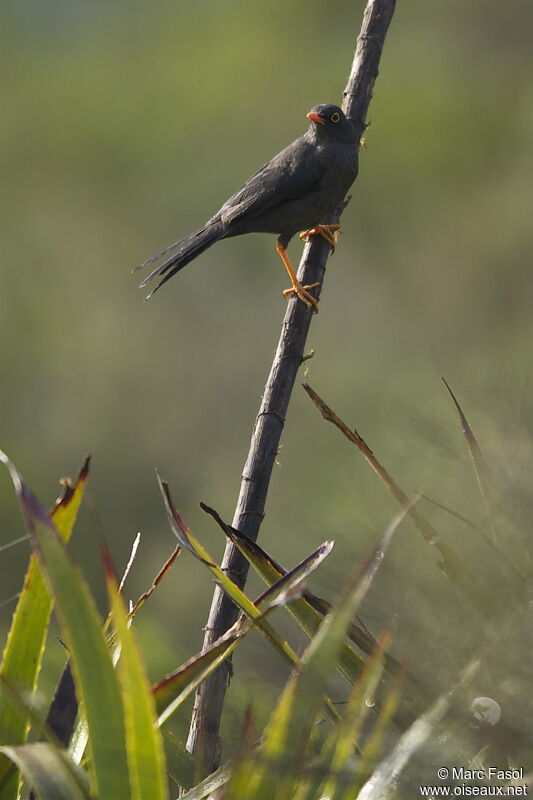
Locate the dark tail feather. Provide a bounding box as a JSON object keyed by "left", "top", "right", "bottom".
{"left": 132, "top": 235, "right": 192, "bottom": 273}
{"left": 137, "top": 223, "right": 224, "bottom": 297}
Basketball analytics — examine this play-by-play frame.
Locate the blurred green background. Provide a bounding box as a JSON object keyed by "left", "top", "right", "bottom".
{"left": 1, "top": 0, "right": 533, "bottom": 760}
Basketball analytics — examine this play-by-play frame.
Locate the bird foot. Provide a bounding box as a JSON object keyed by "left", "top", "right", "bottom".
{"left": 283, "top": 281, "right": 320, "bottom": 313}
{"left": 299, "top": 224, "right": 340, "bottom": 253}
{"left": 275, "top": 240, "right": 320, "bottom": 313}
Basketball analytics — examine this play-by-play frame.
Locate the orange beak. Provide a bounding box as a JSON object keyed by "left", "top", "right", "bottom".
{"left": 307, "top": 111, "right": 325, "bottom": 126}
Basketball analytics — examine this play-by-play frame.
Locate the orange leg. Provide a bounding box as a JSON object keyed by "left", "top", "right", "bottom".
{"left": 275, "top": 242, "right": 320, "bottom": 313}
{"left": 299, "top": 224, "right": 340, "bottom": 253}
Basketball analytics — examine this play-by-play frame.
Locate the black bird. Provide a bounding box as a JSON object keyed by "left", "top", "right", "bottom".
{"left": 136, "top": 104, "right": 359, "bottom": 312}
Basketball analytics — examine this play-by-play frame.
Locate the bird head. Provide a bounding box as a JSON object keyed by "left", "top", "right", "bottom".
{"left": 306, "top": 104, "right": 355, "bottom": 143}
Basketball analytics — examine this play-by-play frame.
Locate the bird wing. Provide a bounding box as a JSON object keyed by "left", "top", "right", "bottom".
{"left": 212, "top": 138, "right": 324, "bottom": 228}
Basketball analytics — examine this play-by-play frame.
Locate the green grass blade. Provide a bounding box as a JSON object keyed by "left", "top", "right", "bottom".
{"left": 355, "top": 664, "right": 406, "bottom": 789}
{"left": 326, "top": 630, "right": 392, "bottom": 800}
{"left": 163, "top": 732, "right": 195, "bottom": 794}
{"left": 0, "top": 676, "right": 90, "bottom": 798}
{"left": 178, "top": 761, "right": 231, "bottom": 800}
{"left": 154, "top": 598, "right": 314, "bottom": 728}
{"left": 0, "top": 454, "right": 89, "bottom": 798}
{"left": 154, "top": 628, "right": 247, "bottom": 725}
{"left": 253, "top": 540, "right": 334, "bottom": 610}
{"left": 203, "top": 504, "right": 378, "bottom": 681}
{"left": 157, "top": 478, "right": 312, "bottom": 673}
{"left": 157, "top": 477, "right": 341, "bottom": 726}
{"left": 105, "top": 551, "right": 168, "bottom": 800}
{"left": 0, "top": 743, "right": 90, "bottom": 800}
{"left": 358, "top": 658, "right": 481, "bottom": 800}
{"left": 68, "top": 717, "right": 89, "bottom": 767}
{"left": 67, "top": 544, "right": 182, "bottom": 771}
{"left": 35, "top": 534, "right": 131, "bottom": 799}
{"left": 202, "top": 504, "right": 429, "bottom": 726}
{"left": 249, "top": 508, "right": 408, "bottom": 800}
{"left": 2, "top": 456, "right": 131, "bottom": 800}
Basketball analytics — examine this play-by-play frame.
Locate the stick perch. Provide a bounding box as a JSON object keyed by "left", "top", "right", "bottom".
{"left": 186, "top": 0, "right": 397, "bottom": 774}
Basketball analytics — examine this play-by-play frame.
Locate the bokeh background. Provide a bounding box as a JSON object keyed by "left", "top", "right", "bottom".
{"left": 2, "top": 0, "right": 533, "bottom": 763}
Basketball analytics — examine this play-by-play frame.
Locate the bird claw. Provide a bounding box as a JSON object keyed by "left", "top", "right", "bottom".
{"left": 299, "top": 224, "right": 340, "bottom": 253}
{"left": 283, "top": 282, "right": 320, "bottom": 313}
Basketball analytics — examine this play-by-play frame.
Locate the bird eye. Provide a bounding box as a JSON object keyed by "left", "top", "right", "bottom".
{"left": 330, "top": 112, "right": 340, "bottom": 123}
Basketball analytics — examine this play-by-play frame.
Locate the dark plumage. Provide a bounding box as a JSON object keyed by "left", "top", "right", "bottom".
{"left": 136, "top": 104, "right": 359, "bottom": 311}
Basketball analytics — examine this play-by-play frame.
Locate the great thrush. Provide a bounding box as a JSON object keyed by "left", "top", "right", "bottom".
{"left": 136, "top": 104, "right": 359, "bottom": 312}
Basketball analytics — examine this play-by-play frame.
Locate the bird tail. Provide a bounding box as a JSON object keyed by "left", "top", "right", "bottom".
{"left": 135, "top": 223, "right": 224, "bottom": 298}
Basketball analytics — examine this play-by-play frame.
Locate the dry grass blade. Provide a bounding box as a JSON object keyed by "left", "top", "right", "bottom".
{"left": 442, "top": 378, "right": 496, "bottom": 540}
{"left": 442, "top": 378, "right": 489, "bottom": 480}
{"left": 253, "top": 540, "right": 334, "bottom": 609}
{"left": 128, "top": 544, "right": 181, "bottom": 619}
{"left": 420, "top": 492, "right": 524, "bottom": 581}
{"left": 118, "top": 532, "right": 141, "bottom": 593}
{"left": 302, "top": 383, "right": 492, "bottom": 613}
{"left": 157, "top": 472, "right": 214, "bottom": 566}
